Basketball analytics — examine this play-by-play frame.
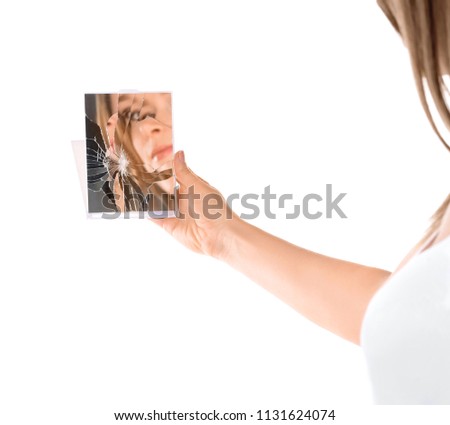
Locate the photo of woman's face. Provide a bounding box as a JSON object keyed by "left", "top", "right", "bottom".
{"left": 124, "top": 93, "right": 173, "bottom": 172}
{"left": 85, "top": 92, "right": 176, "bottom": 214}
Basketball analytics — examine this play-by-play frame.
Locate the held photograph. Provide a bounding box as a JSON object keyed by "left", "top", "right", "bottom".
{"left": 85, "top": 92, "right": 176, "bottom": 217}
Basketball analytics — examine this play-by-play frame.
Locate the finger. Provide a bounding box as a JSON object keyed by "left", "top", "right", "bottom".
{"left": 148, "top": 216, "right": 165, "bottom": 226}
{"left": 189, "top": 167, "right": 212, "bottom": 187}
{"left": 174, "top": 150, "right": 209, "bottom": 188}
{"left": 148, "top": 216, "right": 178, "bottom": 233}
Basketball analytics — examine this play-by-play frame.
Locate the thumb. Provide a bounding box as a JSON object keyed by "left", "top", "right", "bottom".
{"left": 173, "top": 150, "right": 205, "bottom": 187}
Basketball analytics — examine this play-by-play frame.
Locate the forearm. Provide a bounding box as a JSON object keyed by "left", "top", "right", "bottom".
{"left": 218, "top": 218, "right": 391, "bottom": 344}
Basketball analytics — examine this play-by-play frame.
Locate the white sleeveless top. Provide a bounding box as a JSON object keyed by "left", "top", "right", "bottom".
{"left": 360, "top": 235, "right": 450, "bottom": 404}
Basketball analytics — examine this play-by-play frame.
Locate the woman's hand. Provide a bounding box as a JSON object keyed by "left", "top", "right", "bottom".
{"left": 149, "top": 150, "right": 241, "bottom": 260}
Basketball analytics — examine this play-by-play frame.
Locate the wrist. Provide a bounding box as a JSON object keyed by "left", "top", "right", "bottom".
{"left": 213, "top": 214, "right": 252, "bottom": 263}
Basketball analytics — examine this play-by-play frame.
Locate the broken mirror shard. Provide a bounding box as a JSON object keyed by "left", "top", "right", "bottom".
{"left": 84, "top": 92, "right": 176, "bottom": 218}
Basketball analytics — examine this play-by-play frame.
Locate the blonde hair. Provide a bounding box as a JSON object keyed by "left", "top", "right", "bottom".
{"left": 377, "top": 0, "right": 450, "bottom": 239}
{"left": 93, "top": 94, "right": 173, "bottom": 212}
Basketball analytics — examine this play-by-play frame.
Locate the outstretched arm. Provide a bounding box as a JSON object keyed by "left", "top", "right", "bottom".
{"left": 151, "top": 151, "right": 391, "bottom": 345}
{"left": 219, "top": 218, "right": 390, "bottom": 344}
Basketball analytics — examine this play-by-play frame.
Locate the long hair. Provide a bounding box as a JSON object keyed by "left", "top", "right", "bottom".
{"left": 377, "top": 0, "right": 450, "bottom": 240}
{"left": 93, "top": 94, "right": 173, "bottom": 212}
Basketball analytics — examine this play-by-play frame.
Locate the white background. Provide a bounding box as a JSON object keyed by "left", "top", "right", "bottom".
{"left": 1, "top": 0, "right": 450, "bottom": 424}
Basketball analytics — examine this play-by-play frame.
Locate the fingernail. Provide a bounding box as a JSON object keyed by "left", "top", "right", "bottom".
{"left": 178, "top": 150, "right": 185, "bottom": 163}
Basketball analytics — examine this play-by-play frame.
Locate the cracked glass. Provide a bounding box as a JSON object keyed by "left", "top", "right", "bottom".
{"left": 84, "top": 92, "right": 176, "bottom": 217}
